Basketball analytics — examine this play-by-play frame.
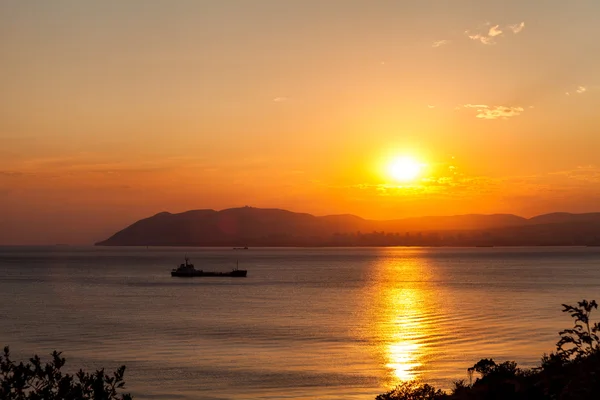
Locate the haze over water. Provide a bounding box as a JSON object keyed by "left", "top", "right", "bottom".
{"left": 2, "top": 246, "right": 600, "bottom": 399}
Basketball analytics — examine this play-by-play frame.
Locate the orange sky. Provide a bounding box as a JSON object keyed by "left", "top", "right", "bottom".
{"left": 2, "top": 1, "right": 600, "bottom": 244}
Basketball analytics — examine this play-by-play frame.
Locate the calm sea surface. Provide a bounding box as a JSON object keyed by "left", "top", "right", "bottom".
{"left": 1, "top": 247, "right": 600, "bottom": 399}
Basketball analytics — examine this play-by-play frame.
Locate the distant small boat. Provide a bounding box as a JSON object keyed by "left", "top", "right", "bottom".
{"left": 233, "top": 246, "right": 249, "bottom": 250}
{"left": 170, "top": 257, "right": 247, "bottom": 278}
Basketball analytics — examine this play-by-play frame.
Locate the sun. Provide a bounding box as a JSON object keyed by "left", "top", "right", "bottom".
{"left": 387, "top": 156, "right": 423, "bottom": 182}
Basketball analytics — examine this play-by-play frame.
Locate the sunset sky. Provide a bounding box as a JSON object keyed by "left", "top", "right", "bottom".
{"left": 2, "top": 0, "right": 600, "bottom": 244}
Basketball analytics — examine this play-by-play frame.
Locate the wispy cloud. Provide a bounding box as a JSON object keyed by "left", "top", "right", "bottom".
{"left": 550, "top": 165, "right": 600, "bottom": 183}
{"left": 427, "top": 105, "right": 436, "bottom": 109}
{"left": 336, "top": 161, "right": 502, "bottom": 199}
{"left": 462, "top": 104, "right": 488, "bottom": 109}
{"left": 566, "top": 85, "right": 589, "bottom": 96}
{"left": 0, "top": 171, "right": 24, "bottom": 178}
{"left": 468, "top": 33, "right": 495, "bottom": 45}
{"left": 488, "top": 25, "right": 503, "bottom": 37}
{"left": 508, "top": 22, "right": 525, "bottom": 34}
{"left": 462, "top": 104, "right": 524, "bottom": 119}
{"left": 318, "top": 161, "right": 600, "bottom": 215}
{"left": 432, "top": 40, "right": 450, "bottom": 48}
{"left": 466, "top": 21, "right": 525, "bottom": 45}
{"left": 273, "top": 97, "right": 289, "bottom": 102}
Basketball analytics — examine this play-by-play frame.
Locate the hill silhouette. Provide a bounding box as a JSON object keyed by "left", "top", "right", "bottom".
{"left": 95, "top": 207, "right": 600, "bottom": 247}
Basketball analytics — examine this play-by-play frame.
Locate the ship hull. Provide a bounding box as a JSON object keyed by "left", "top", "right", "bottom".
{"left": 171, "top": 270, "right": 247, "bottom": 278}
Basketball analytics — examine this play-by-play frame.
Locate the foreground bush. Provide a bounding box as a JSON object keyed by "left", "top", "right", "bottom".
{"left": 0, "top": 347, "right": 131, "bottom": 400}
{"left": 377, "top": 299, "right": 600, "bottom": 400}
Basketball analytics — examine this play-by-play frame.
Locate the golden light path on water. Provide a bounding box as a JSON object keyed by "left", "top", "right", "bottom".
{"left": 386, "top": 288, "right": 423, "bottom": 381}
{"left": 367, "top": 252, "right": 440, "bottom": 389}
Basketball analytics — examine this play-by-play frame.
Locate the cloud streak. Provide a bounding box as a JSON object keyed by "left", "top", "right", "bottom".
{"left": 508, "top": 22, "right": 525, "bottom": 34}
{"left": 488, "top": 25, "right": 503, "bottom": 37}
{"left": 468, "top": 33, "right": 494, "bottom": 45}
{"left": 566, "top": 85, "right": 589, "bottom": 96}
{"left": 462, "top": 104, "right": 524, "bottom": 119}
{"left": 0, "top": 171, "right": 24, "bottom": 178}
{"left": 550, "top": 165, "right": 600, "bottom": 183}
{"left": 432, "top": 40, "right": 450, "bottom": 48}
{"left": 467, "top": 21, "right": 525, "bottom": 45}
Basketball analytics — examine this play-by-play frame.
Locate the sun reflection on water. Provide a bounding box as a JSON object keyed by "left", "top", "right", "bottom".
{"left": 367, "top": 254, "right": 437, "bottom": 388}
{"left": 385, "top": 286, "right": 426, "bottom": 383}
{"left": 387, "top": 341, "right": 421, "bottom": 381}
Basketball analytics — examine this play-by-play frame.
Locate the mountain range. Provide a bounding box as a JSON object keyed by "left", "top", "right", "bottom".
{"left": 95, "top": 206, "right": 600, "bottom": 247}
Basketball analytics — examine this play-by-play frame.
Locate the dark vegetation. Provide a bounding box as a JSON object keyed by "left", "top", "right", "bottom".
{"left": 377, "top": 299, "right": 600, "bottom": 400}
{"left": 0, "top": 347, "right": 131, "bottom": 399}
{"left": 96, "top": 207, "right": 600, "bottom": 247}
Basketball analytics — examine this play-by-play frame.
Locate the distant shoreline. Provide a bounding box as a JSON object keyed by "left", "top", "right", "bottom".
{"left": 93, "top": 244, "right": 600, "bottom": 248}
{"left": 2, "top": 244, "right": 600, "bottom": 248}
{"left": 94, "top": 207, "right": 600, "bottom": 248}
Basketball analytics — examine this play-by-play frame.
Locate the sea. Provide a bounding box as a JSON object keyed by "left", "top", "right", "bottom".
{"left": 1, "top": 246, "right": 600, "bottom": 400}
